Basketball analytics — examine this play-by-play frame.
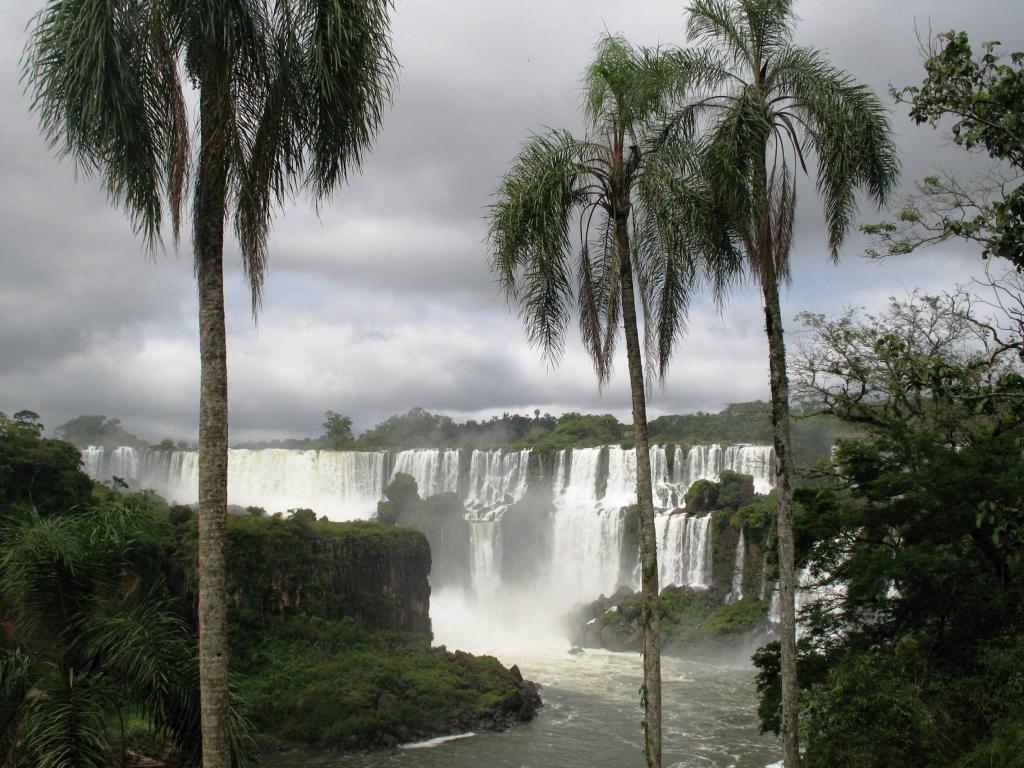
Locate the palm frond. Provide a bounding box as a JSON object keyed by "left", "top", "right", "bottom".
{"left": 686, "top": 0, "right": 751, "bottom": 66}
{"left": 24, "top": 0, "right": 180, "bottom": 246}
{"left": 774, "top": 45, "right": 899, "bottom": 256}
{"left": 489, "top": 130, "right": 600, "bottom": 360}
{"left": 19, "top": 669, "right": 113, "bottom": 768}
{"left": 301, "top": 0, "right": 398, "bottom": 201}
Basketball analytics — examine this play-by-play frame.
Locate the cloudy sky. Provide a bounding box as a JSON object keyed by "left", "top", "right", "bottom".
{"left": 1, "top": 0, "right": 1021, "bottom": 443}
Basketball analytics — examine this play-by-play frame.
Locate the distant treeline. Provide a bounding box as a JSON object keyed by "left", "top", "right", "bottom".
{"left": 55, "top": 401, "right": 854, "bottom": 462}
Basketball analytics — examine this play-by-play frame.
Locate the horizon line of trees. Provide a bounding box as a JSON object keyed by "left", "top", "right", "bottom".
{"left": 40, "top": 399, "right": 849, "bottom": 458}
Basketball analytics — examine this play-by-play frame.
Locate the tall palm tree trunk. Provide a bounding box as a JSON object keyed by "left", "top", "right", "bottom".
{"left": 615, "top": 213, "right": 662, "bottom": 768}
{"left": 761, "top": 271, "right": 799, "bottom": 768}
{"left": 195, "top": 67, "right": 232, "bottom": 768}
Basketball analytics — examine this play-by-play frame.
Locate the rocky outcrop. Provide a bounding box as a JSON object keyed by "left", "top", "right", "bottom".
{"left": 569, "top": 584, "right": 772, "bottom": 656}
{"left": 220, "top": 516, "right": 432, "bottom": 637}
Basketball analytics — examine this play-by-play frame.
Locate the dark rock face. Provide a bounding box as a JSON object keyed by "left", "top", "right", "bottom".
{"left": 397, "top": 492, "right": 471, "bottom": 591}
{"left": 223, "top": 518, "right": 433, "bottom": 637}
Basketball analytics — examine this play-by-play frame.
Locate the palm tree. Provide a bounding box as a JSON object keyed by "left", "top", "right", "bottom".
{"left": 0, "top": 498, "right": 252, "bottom": 767}
{"left": 25, "top": 3, "right": 396, "bottom": 765}
{"left": 666, "top": 2, "right": 899, "bottom": 764}
{"left": 489, "top": 35, "right": 735, "bottom": 768}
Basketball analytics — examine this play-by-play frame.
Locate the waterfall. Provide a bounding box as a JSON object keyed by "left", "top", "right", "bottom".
{"left": 728, "top": 529, "right": 746, "bottom": 603}
{"left": 656, "top": 512, "right": 713, "bottom": 589}
{"left": 80, "top": 446, "right": 386, "bottom": 521}
{"left": 462, "top": 448, "right": 531, "bottom": 593}
{"left": 80, "top": 440, "right": 778, "bottom": 607}
{"left": 464, "top": 448, "right": 530, "bottom": 516}
{"left": 468, "top": 520, "right": 502, "bottom": 597}
{"left": 675, "top": 444, "right": 723, "bottom": 488}
{"left": 722, "top": 445, "right": 776, "bottom": 495}
{"left": 551, "top": 447, "right": 625, "bottom": 604}
{"left": 390, "top": 449, "right": 460, "bottom": 498}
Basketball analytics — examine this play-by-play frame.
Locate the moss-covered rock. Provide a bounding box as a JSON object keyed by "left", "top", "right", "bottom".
{"left": 236, "top": 617, "right": 541, "bottom": 750}
{"left": 181, "top": 515, "right": 433, "bottom": 638}
{"left": 570, "top": 585, "right": 771, "bottom": 656}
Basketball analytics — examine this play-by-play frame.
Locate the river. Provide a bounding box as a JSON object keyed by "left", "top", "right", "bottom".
{"left": 262, "top": 589, "right": 782, "bottom": 768}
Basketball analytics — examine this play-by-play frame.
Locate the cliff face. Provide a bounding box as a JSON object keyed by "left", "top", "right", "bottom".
{"left": 222, "top": 517, "right": 432, "bottom": 637}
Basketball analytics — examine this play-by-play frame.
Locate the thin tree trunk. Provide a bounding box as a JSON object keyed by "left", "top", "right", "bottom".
{"left": 195, "top": 68, "right": 232, "bottom": 768}
{"left": 615, "top": 213, "right": 662, "bottom": 768}
{"left": 761, "top": 272, "right": 799, "bottom": 768}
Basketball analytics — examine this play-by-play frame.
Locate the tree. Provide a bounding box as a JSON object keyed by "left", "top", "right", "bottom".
{"left": 754, "top": 289, "right": 1024, "bottom": 767}
{"left": 321, "top": 411, "right": 354, "bottom": 450}
{"left": 0, "top": 497, "right": 254, "bottom": 767}
{"left": 0, "top": 412, "right": 93, "bottom": 519}
{"left": 25, "top": 4, "right": 397, "bottom": 765}
{"left": 667, "top": 2, "right": 899, "bottom": 764}
{"left": 863, "top": 32, "right": 1023, "bottom": 267}
{"left": 489, "top": 35, "right": 735, "bottom": 768}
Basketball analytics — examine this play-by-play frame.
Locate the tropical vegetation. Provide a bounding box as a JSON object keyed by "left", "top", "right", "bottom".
{"left": 25, "top": 2, "right": 398, "bottom": 763}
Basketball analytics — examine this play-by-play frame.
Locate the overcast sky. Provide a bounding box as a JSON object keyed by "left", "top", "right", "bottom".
{"left": 1, "top": 0, "right": 1022, "bottom": 443}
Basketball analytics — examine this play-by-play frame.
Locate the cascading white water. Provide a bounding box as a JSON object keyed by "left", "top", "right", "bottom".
{"left": 729, "top": 529, "right": 746, "bottom": 603}
{"left": 551, "top": 448, "right": 625, "bottom": 604}
{"left": 671, "top": 443, "right": 777, "bottom": 498}
{"left": 722, "top": 445, "right": 776, "bottom": 495}
{"left": 468, "top": 521, "right": 502, "bottom": 598}
{"left": 82, "top": 441, "right": 777, "bottom": 605}
{"left": 465, "top": 448, "right": 530, "bottom": 515}
{"left": 391, "top": 448, "right": 460, "bottom": 498}
{"left": 81, "top": 446, "right": 386, "bottom": 520}
{"left": 463, "top": 448, "right": 531, "bottom": 594}
{"left": 656, "top": 512, "right": 713, "bottom": 589}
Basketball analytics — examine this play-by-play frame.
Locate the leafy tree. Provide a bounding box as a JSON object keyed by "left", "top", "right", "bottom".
{"left": 55, "top": 415, "right": 147, "bottom": 450}
{"left": 864, "top": 32, "right": 1024, "bottom": 266}
{"left": 25, "top": 3, "right": 397, "bottom": 764}
{"left": 0, "top": 413, "right": 92, "bottom": 518}
{"left": 321, "top": 411, "right": 354, "bottom": 450}
{"left": 489, "top": 34, "right": 735, "bottom": 768}
{"left": 666, "top": 2, "right": 899, "bottom": 761}
{"left": 356, "top": 407, "right": 458, "bottom": 449}
{"left": 754, "top": 289, "right": 1024, "bottom": 767}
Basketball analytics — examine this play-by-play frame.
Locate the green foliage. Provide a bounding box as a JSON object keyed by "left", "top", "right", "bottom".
{"left": 321, "top": 411, "right": 354, "bottom": 450}
{"left": 525, "top": 412, "right": 628, "bottom": 452}
{"left": 703, "top": 597, "right": 766, "bottom": 636}
{"left": 236, "top": 617, "right": 535, "bottom": 749}
{"left": 717, "top": 470, "right": 754, "bottom": 510}
{"left": 0, "top": 494, "right": 253, "bottom": 767}
{"left": 488, "top": 33, "right": 737, "bottom": 387}
{"left": 180, "top": 515, "right": 432, "bottom": 643}
{"left": 865, "top": 32, "right": 1023, "bottom": 266}
{"left": 356, "top": 407, "right": 459, "bottom": 449}
{"left": 54, "top": 415, "right": 147, "bottom": 450}
{"left": 753, "top": 291, "right": 1024, "bottom": 766}
{"left": 0, "top": 414, "right": 93, "bottom": 518}
{"left": 683, "top": 479, "right": 718, "bottom": 513}
{"left": 649, "top": 402, "right": 851, "bottom": 464}
{"left": 384, "top": 472, "right": 420, "bottom": 510}
{"left": 25, "top": 0, "right": 398, "bottom": 309}
{"left": 674, "top": 0, "right": 898, "bottom": 274}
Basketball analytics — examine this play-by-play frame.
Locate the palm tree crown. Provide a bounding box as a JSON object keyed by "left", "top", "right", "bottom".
{"left": 670, "top": 0, "right": 898, "bottom": 282}
{"left": 25, "top": 0, "right": 397, "bottom": 309}
{"left": 490, "top": 35, "right": 734, "bottom": 383}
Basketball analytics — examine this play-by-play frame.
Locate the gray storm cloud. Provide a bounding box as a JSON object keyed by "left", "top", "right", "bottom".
{"left": 1, "top": 0, "right": 1021, "bottom": 442}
